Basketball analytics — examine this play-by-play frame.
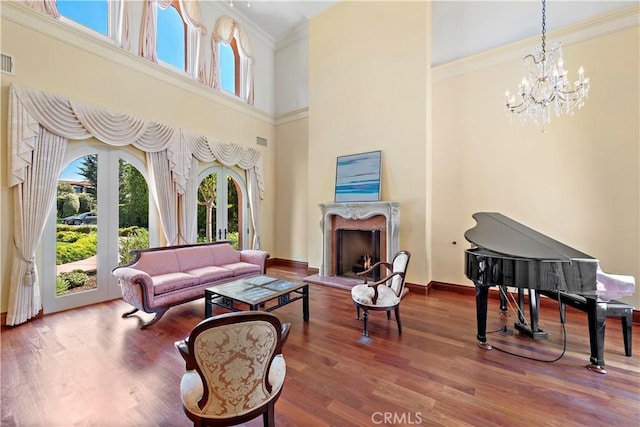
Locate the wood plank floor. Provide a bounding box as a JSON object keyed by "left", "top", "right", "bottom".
{"left": 2, "top": 264, "right": 639, "bottom": 426}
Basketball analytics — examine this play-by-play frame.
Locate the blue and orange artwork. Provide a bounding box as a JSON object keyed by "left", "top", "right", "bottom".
{"left": 335, "top": 151, "right": 381, "bottom": 202}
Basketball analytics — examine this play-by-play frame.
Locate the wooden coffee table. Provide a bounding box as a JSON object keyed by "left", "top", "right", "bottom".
{"left": 204, "top": 275, "right": 309, "bottom": 321}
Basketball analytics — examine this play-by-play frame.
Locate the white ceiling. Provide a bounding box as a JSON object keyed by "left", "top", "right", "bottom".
{"left": 227, "top": 0, "right": 636, "bottom": 64}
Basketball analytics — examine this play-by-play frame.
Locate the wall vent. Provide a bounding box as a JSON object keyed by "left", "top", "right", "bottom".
{"left": 256, "top": 136, "right": 267, "bottom": 147}
{"left": 1, "top": 53, "right": 15, "bottom": 75}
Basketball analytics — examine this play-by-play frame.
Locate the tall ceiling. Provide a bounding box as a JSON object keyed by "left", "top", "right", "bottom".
{"left": 225, "top": 0, "right": 636, "bottom": 65}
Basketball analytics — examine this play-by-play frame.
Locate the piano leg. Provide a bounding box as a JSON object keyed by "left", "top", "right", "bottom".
{"left": 475, "top": 283, "right": 492, "bottom": 349}
{"left": 586, "top": 298, "right": 607, "bottom": 374}
{"left": 499, "top": 286, "right": 508, "bottom": 315}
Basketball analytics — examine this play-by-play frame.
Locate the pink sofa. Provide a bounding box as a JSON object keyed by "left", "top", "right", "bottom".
{"left": 112, "top": 241, "right": 269, "bottom": 329}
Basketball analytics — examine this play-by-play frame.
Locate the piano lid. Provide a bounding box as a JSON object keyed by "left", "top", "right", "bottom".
{"left": 464, "top": 212, "right": 597, "bottom": 262}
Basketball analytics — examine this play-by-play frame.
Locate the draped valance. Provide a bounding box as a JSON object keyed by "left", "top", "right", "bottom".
{"left": 8, "top": 83, "right": 264, "bottom": 198}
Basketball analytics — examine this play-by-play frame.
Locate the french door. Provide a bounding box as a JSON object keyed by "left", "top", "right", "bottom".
{"left": 197, "top": 166, "right": 248, "bottom": 249}
{"left": 42, "top": 142, "right": 156, "bottom": 314}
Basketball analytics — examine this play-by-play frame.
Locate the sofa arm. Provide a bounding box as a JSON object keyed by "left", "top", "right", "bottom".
{"left": 112, "top": 266, "right": 154, "bottom": 311}
{"left": 240, "top": 250, "right": 270, "bottom": 273}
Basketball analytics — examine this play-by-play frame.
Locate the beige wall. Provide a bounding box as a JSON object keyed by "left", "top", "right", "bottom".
{"left": 307, "top": 1, "right": 430, "bottom": 285}
{"left": 0, "top": 7, "right": 276, "bottom": 313}
{"left": 432, "top": 24, "right": 640, "bottom": 307}
{"left": 274, "top": 115, "right": 309, "bottom": 262}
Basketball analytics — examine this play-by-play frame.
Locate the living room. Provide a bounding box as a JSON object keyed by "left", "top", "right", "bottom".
{"left": 1, "top": 1, "right": 638, "bottom": 425}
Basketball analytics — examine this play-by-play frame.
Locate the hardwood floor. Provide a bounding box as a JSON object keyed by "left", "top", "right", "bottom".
{"left": 2, "top": 264, "right": 639, "bottom": 426}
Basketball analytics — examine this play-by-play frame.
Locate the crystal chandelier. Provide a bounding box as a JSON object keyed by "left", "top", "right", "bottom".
{"left": 505, "top": 0, "right": 590, "bottom": 129}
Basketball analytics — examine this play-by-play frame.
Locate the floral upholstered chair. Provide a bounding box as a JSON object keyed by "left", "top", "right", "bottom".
{"left": 351, "top": 250, "right": 411, "bottom": 344}
{"left": 175, "top": 311, "right": 290, "bottom": 427}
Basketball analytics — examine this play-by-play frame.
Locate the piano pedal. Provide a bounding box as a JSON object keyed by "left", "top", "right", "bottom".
{"left": 497, "top": 325, "right": 513, "bottom": 336}
{"left": 478, "top": 341, "right": 492, "bottom": 350}
{"left": 586, "top": 364, "right": 607, "bottom": 374}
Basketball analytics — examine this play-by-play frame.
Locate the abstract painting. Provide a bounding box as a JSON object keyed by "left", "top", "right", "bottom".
{"left": 335, "top": 150, "right": 382, "bottom": 202}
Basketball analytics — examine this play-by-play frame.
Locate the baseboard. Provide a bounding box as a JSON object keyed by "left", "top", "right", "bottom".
{"left": 406, "top": 282, "right": 430, "bottom": 295}
{"left": 429, "top": 281, "right": 640, "bottom": 324}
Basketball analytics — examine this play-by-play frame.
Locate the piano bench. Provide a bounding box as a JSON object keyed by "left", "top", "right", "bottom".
{"left": 555, "top": 293, "right": 633, "bottom": 357}
{"left": 606, "top": 300, "right": 633, "bottom": 357}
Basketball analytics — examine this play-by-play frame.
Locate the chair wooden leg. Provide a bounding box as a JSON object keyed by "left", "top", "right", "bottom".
{"left": 263, "top": 402, "right": 276, "bottom": 427}
{"left": 362, "top": 309, "right": 369, "bottom": 337}
{"left": 395, "top": 306, "right": 402, "bottom": 335}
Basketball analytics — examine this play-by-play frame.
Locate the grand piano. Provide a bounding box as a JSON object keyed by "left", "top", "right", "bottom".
{"left": 464, "top": 212, "right": 635, "bottom": 374}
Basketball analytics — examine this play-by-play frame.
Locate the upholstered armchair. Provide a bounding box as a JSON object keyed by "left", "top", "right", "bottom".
{"left": 175, "top": 311, "right": 290, "bottom": 427}
{"left": 351, "top": 250, "right": 411, "bottom": 344}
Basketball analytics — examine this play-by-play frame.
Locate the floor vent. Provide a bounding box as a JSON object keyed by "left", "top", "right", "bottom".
{"left": 1, "top": 53, "right": 14, "bottom": 75}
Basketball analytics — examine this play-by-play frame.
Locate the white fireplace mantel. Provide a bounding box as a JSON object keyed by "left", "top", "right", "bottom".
{"left": 319, "top": 202, "right": 400, "bottom": 276}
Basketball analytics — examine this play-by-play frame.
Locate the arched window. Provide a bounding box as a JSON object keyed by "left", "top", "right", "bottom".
{"left": 211, "top": 16, "right": 254, "bottom": 105}
{"left": 56, "top": 0, "right": 108, "bottom": 36}
{"left": 219, "top": 38, "right": 240, "bottom": 95}
{"left": 157, "top": 1, "right": 186, "bottom": 71}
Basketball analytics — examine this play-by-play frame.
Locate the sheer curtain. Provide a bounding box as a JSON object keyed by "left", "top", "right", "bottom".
{"left": 8, "top": 126, "right": 68, "bottom": 326}
{"left": 7, "top": 83, "right": 265, "bottom": 325}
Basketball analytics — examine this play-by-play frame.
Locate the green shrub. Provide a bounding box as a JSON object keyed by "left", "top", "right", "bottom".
{"left": 56, "top": 233, "right": 97, "bottom": 265}
{"left": 61, "top": 193, "right": 80, "bottom": 218}
{"left": 58, "top": 269, "right": 88, "bottom": 289}
{"left": 78, "top": 193, "right": 96, "bottom": 213}
{"left": 119, "top": 226, "right": 144, "bottom": 237}
{"left": 227, "top": 232, "right": 239, "bottom": 249}
{"left": 56, "top": 230, "right": 81, "bottom": 243}
{"left": 118, "top": 228, "right": 149, "bottom": 266}
{"left": 56, "top": 276, "right": 70, "bottom": 295}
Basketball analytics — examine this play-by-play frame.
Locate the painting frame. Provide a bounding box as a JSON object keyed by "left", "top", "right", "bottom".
{"left": 334, "top": 150, "right": 382, "bottom": 203}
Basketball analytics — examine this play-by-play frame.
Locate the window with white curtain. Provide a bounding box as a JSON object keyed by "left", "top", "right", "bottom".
{"left": 156, "top": 1, "right": 187, "bottom": 70}
{"left": 219, "top": 39, "right": 239, "bottom": 95}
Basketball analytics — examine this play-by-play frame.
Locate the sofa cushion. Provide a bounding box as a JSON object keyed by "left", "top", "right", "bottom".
{"left": 153, "top": 272, "right": 200, "bottom": 295}
{"left": 175, "top": 246, "right": 215, "bottom": 271}
{"left": 184, "top": 266, "right": 234, "bottom": 283}
{"left": 134, "top": 250, "right": 181, "bottom": 276}
{"left": 221, "top": 262, "right": 262, "bottom": 276}
{"left": 210, "top": 244, "right": 241, "bottom": 265}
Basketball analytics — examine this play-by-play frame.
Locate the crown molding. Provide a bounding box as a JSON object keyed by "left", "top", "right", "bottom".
{"left": 432, "top": 5, "right": 640, "bottom": 83}
{"left": 1, "top": 1, "right": 275, "bottom": 125}
{"left": 275, "top": 107, "right": 309, "bottom": 126}
{"left": 275, "top": 24, "right": 308, "bottom": 52}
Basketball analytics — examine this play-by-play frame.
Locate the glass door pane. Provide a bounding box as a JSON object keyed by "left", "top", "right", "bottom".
{"left": 117, "top": 160, "right": 150, "bottom": 265}
{"left": 56, "top": 155, "right": 98, "bottom": 297}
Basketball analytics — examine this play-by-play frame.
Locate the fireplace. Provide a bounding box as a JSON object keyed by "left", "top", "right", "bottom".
{"left": 335, "top": 228, "right": 381, "bottom": 280}
{"left": 319, "top": 202, "right": 399, "bottom": 278}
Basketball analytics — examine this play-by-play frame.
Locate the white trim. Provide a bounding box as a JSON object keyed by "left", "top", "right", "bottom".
{"left": 275, "top": 24, "right": 308, "bottom": 52}
{"left": 432, "top": 5, "right": 640, "bottom": 82}
{"left": 275, "top": 107, "right": 309, "bottom": 126}
{"left": 2, "top": 1, "right": 274, "bottom": 125}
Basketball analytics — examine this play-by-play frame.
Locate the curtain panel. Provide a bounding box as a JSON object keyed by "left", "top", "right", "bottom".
{"left": 7, "top": 83, "right": 265, "bottom": 325}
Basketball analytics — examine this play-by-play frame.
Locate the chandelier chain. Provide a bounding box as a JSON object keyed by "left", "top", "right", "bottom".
{"left": 541, "top": 0, "right": 546, "bottom": 57}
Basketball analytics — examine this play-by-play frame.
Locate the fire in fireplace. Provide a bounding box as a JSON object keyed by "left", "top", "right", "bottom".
{"left": 335, "top": 229, "right": 381, "bottom": 281}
